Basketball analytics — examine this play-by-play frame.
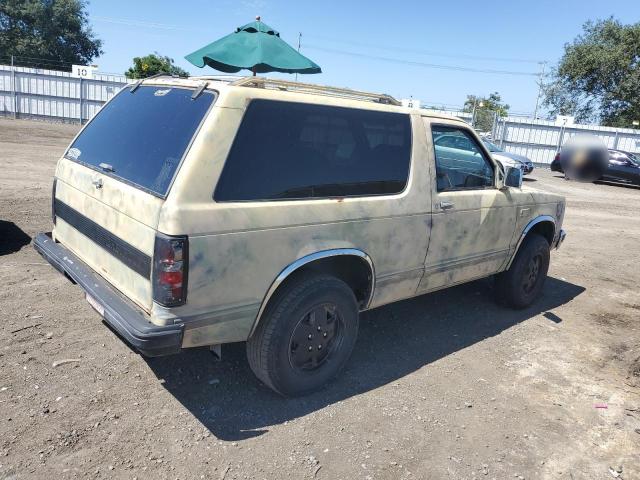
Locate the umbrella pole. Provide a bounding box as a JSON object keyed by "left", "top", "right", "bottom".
{"left": 252, "top": 67, "right": 256, "bottom": 77}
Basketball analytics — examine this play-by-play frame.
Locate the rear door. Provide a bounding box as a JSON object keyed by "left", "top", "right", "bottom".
{"left": 417, "top": 120, "right": 517, "bottom": 293}
{"left": 53, "top": 84, "right": 215, "bottom": 311}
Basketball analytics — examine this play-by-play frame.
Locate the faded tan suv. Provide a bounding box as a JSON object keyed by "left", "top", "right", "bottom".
{"left": 35, "top": 76, "right": 566, "bottom": 396}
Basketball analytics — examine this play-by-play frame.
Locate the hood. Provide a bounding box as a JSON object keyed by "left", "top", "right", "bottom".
{"left": 493, "top": 151, "right": 533, "bottom": 164}
{"left": 521, "top": 184, "right": 565, "bottom": 204}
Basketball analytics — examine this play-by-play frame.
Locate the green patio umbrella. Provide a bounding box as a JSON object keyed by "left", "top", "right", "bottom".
{"left": 185, "top": 17, "right": 321, "bottom": 75}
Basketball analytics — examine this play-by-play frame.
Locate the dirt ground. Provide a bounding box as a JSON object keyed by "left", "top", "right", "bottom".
{"left": 0, "top": 118, "right": 639, "bottom": 480}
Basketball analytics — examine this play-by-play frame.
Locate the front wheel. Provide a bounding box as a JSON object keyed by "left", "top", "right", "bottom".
{"left": 247, "top": 273, "right": 359, "bottom": 397}
{"left": 495, "top": 233, "right": 550, "bottom": 309}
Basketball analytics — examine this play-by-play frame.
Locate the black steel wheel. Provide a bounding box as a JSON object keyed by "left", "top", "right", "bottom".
{"left": 495, "top": 233, "right": 550, "bottom": 309}
{"left": 288, "top": 303, "right": 344, "bottom": 371}
{"left": 247, "top": 273, "right": 359, "bottom": 397}
{"left": 522, "top": 253, "right": 542, "bottom": 295}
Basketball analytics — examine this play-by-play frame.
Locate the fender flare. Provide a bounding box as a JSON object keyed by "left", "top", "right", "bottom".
{"left": 505, "top": 215, "right": 556, "bottom": 270}
{"left": 249, "top": 248, "right": 375, "bottom": 337}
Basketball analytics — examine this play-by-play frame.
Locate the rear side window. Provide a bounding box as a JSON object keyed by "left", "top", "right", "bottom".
{"left": 214, "top": 100, "right": 412, "bottom": 201}
{"left": 431, "top": 125, "right": 494, "bottom": 191}
{"left": 66, "top": 86, "right": 215, "bottom": 196}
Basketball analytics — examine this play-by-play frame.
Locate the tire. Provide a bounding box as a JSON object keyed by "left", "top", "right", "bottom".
{"left": 495, "top": 233, "right": 550, "bottom": 309}
{"left": 247, "top": 273, "right": 359, "bottom": 397}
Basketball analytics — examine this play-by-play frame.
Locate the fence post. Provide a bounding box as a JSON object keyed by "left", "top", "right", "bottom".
{"left": 79, "top": 77, "right": 83, "bottom": 125}
{"left": 613, "top": 130, "right": 619, "bottom": 150}
{"left": 11, "top": 55, "right": 17, "bottom": 119}
{"left": 500, "top": 118, "right": 508, "bottom": 148}
{"left": 491, "top": 111, "right": 498, "bottom": 140}
{"left": 557, "top": 124, "right": 565, "bottom": 153}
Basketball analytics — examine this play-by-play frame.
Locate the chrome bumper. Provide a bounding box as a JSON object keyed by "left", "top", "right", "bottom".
{"left": 554, "top": 229, "right": 567, "bottom": 250}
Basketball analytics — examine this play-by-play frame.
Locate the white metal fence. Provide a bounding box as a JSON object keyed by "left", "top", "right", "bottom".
{"left": 0, "top": 64, "right": 127, "bottom": 123}
{"left": 3, "top": 63, "right": 640, "bottom": 164}
{"left": 493, "top": 117, "right": 640, "bottom": 165}
{"left": 424, "top": 107, "right": 640, "bottom": 165}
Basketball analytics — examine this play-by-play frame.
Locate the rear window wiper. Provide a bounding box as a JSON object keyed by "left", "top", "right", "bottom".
{"left": 191, "top": 82, "right": 207, "bottom": 100}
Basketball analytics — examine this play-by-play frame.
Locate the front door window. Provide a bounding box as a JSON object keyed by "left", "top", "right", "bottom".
{"left": 432, "top": 125, "right": 495, "bottom": 191}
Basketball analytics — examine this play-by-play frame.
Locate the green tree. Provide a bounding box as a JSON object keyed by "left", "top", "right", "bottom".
{"left": 125, "top": 53, "right": 189, "bottom": 79}
{"left": 463, "top": 92, "right": 509, "bottom": 132}
{"left": 543, "top": 18, "right": 640, "bottom": 127}
{"left": 0, "top": 0, "right": 102, "bottom": 70}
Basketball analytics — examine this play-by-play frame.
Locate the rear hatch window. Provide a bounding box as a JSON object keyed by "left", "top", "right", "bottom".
{"left": 65, "top": 85, "right": 215, "bottom": 197}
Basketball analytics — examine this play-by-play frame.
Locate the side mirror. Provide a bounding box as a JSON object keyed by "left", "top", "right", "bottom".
{"left": 503, "top": 166, "right": 523, "bottom": 189}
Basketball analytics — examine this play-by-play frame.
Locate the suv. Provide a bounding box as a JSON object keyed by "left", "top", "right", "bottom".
{"left": 35, "top": 76, "right": 566, "bottom": 396}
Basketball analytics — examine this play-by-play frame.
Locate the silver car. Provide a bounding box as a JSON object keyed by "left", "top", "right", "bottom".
{"left": 482, "top": 139, "right": 534, "bottom": 175}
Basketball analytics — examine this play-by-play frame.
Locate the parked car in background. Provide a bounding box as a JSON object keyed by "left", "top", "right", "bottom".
{"left": 601, "top": 150, "right": 640, "bottom": 186}
{"left": 481, "top": 139, "right": 534, "bottom": 175}
{"left": 551, "top": 149, "right": 640, "bottom": 186}
{"left": 550, "top": 152, "right": 563, "bottom": 173}
{"left": 435, "top": 134, "right": 528, "bottom": 173}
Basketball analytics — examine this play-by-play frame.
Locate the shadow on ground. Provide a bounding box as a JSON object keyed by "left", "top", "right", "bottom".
{"left": 594, "top": 180, "right": 640, "bottom": 190}
{"left": 550, "top": 175, "right": 640, "bottom": 190}
{"left": 146, "top": 276, "right": 585, "bottom": 441}
{"left": 523, "top": 177, "right": 537, "bottom": 182}
{"left": 0, "top": 221, "right": 31, "bottom": 256}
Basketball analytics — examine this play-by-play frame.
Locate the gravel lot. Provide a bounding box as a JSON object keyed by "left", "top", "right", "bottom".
{"left": 1, "top": 118, "right": 639, "bottom": 480}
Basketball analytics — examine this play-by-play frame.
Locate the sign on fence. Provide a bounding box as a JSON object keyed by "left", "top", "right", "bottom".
{"left": 554, "top": 115, "right": 575, "bottom": 126}
{"left": 71, "top": 65, "right": 95, "bottom": 79}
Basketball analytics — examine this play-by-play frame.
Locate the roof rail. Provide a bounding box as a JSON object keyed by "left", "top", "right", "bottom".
{"left": 190, "top": 75, "right": 245, "bottom": 83}
{"left": 231, "top": 77, "right": 402, "bottom": 106}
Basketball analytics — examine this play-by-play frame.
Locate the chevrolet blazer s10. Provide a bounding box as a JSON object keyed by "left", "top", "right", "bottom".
{"left": 35, "top": 76, "right": 566, "bottom": 396}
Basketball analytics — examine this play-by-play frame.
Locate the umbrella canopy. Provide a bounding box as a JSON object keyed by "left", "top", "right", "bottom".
{"left": 185, "top": 18, "right": 321, "bottom": 75}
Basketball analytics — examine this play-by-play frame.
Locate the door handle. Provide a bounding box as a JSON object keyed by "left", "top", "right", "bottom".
{"left": 439, "top": 201, "right": 454, "bottom": 210}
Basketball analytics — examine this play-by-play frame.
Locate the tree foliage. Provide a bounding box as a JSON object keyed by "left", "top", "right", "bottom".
{"left": 125, "top": 53, "right": 189, "bottom": 79}
{"left": 463, "top": 92, "right": 509, "bottom": 132}
{"left": 543, "top": 18, "right": 640, "bottom": 127}
{"left": 0, "top": 0, "right": 102, "bottom": 70}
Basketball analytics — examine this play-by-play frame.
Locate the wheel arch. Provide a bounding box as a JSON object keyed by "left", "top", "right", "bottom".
{"left": 505, "top": 215, "right": 556, "bottom": 270}
{"left": 249, "top": 249, "right": 375, "bottom": 337}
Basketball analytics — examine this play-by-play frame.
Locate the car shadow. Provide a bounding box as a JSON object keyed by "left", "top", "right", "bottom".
{"left": 146, "top": 276, "right": 585, "bottom": 441}
{"left": 523, "top": 177, "right": 537, "bottom": 182}
{"left": 593, "top": 180, "right": 640, "bottom": 191}
{"left": 0, "top": 221, "right": 31, "bottom": 256}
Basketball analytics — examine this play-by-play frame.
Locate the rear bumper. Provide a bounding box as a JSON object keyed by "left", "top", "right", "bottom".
{"left": 33, "top": 232, "right": 183, "bottom": 357}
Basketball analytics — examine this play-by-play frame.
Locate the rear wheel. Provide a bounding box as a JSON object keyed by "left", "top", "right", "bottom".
{"left": 247, "top": 273, "right": 359, "bottom": 396}
{"left": 495, "top": 233, "right": 550, "bottom": 309}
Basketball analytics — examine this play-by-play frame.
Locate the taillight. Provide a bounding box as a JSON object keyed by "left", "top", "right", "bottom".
{"left": 152, "top": 234, "right": 188, "bottom": 307}
{"left": 52, "top": 178, "right": 57, "bottom": 225}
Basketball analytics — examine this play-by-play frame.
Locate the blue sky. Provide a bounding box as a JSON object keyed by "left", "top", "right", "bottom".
{"left": 86, "top": 0, "right": 640, "bottom": 114}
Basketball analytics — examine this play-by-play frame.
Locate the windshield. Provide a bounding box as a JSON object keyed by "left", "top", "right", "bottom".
{"left": 66, "top": 85, "right": 215, "bottom": 196}
{"left": 482, "top": 139, "right": 502, "bottom": 152}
